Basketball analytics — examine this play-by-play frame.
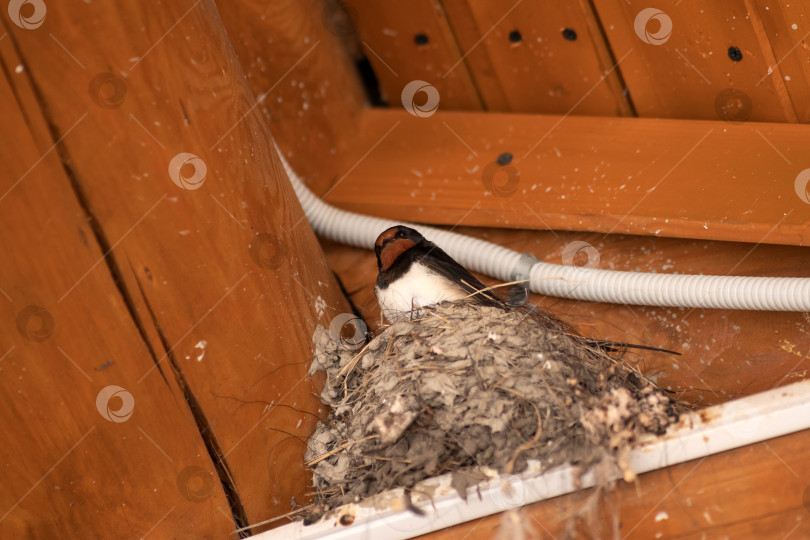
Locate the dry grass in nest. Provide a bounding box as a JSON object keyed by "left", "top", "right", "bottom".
{"left": 302, "top": 301, "right": 683, "bottom": 528}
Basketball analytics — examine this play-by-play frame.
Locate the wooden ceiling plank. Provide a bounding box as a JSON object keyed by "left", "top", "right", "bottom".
{"left": 441, "top": 0, "right": 633, "bottom": 116}
{"left": 590, "top": 0, "right": 797, "bottom": 122}
{"left": 344, "top": 0, "right": 483, "bottom": 110}
{"left": 743, "top": 0, "right": 800, "bottom": 122}
{"left": 752, "top": 0, "right": 810, "bottom": 123}
{"left": 325, "top": 109, "right": 810, "bottom": 246}
{"left": 578, "top": 0, "right": 637, "bottom": 117}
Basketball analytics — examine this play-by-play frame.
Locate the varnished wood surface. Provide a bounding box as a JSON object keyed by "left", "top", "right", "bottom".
{"left": 344, "top": 0, "right": 483, "bottom": 111}
{"left": 441, "top": 0, "right": 633, "bottom": 116}
{"left": 753, "top": 1, "right": 810, "bottom": 123}
{"left": 2, "top": 0, "right": 352, "bottom": 536}
{"left": 322, "top": 226, "right": 810, "bottom": 407}
{"left": 217, "top": 0, "right": 367, "bottom": 196}
{"left": 0, "top": 34, "right": 236, "bottom": 540}
{"left": 591, "top": 0, "right": 797, "bottom": 122}
{"left": 325, "top": 109, "right": 810, "bottom": 246}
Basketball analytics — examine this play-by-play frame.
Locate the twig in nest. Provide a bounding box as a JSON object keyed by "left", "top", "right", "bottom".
{"left": 460, "top": 278, "right": 531, "bottom": 300}
{"left": 362, "top": 454, "right": 413, "bottom": 463}
{"left": 338, "top": 344, "right": 372, "bottom": 397}
{"left": 495, "top": 383, "right": 527, "bottom": 400}
{"left": 231, "top": 506, "right": 311, "bottom": 535}
{"left": 306, "top": 434, "right": 378, "bottom": 467}
{"left": 426, "top": 309, "right": 451, "bottom": 323}
{"left": 506, "top": 402, "right": 543, "bottom": 474}
{"left": 337, "top": 342, "right": 370, "bottom": 379}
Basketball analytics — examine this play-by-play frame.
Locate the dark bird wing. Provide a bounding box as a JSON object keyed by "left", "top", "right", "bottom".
{"left": 414, "top": 241, "right": 680, "bottom": 357}
{"left": 414, "top": 243, "right": 505, "bottom": 307}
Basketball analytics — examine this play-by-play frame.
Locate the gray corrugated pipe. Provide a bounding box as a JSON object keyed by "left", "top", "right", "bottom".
{"left": 280, "top": 148, "right": 810, "bottom": 311}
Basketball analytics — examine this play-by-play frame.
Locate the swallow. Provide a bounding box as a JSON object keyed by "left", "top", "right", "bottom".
{"left": 374, "top": 225, "right": 502, "bottom": 322}
{"left": 373, "top": 225, "right": 681, "bottom": 357}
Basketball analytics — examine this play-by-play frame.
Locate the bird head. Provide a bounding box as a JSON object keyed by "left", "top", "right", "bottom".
{"left": 374, "top": 225, "right": 423, "bottom": 271}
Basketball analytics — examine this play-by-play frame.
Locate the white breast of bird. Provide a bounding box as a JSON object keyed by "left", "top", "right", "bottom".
{"left": 375, "top": 263, "right": 468, "bottom": 323}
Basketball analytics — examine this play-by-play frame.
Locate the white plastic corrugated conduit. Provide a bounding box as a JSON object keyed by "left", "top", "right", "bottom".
{"left": 281, "top": 150, "right": 810, "bottom": 311}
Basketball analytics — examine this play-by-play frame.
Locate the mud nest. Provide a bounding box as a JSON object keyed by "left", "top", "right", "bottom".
{"left": 304, "top": 302, "right": 681, "bottom": 516}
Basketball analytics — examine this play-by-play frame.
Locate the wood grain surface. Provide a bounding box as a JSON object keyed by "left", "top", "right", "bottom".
{"left": 344, "top": 0, "right": 483, "bottom": 111}
{"left": 441, "top": 0, "right": 633, "bottom": 116}
{"left": 217, "top": 0, "right": 367, "bottom": 196}
{"left": 752, "top": 0, "right": 810, "bottom": 123}
{"left": 325, "top": 109, "right": 810, "bottom": 246}
{"left": 590, "top": 0, "right": 797, "bottom": 122}
{"left": 1, "top": 0, "right": 352, "bottom": 536}
{"left": 0, "top": 33, "right": 236, "bottom": 540}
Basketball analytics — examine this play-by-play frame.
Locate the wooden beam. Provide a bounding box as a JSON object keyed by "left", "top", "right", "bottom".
{"left": 3, "top": 0, "right": 353, "bottom": 533}
{"left": 324, "top": 109, "right": 810, "bottom": 246}
{"left": 0, "top": 33, "right": 234, "bottom": 540}
{"left": 216, "top": 0, "right": 367, "bottom": 195}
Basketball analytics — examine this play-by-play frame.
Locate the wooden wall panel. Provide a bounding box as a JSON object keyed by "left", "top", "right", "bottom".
{"left": 441, "top": 0, "right": 633, "bottom": 115}
{"left": 344, "top": 0, "right": 482, "bottom": 110}
{"left": 591, "top": 0, "right": 797, "bottom": 122}
{"left": 753, "top": 0, "right": 810, "bottom": 123}
{"left": 325, "top": 109, "right": 810, "bottom": 246}
{"left": 4, "top": 0, "right": 352, "bottom": 534}
{"left": 216, "top": 0, "right": 367, "bottom": 195}
{"left": 0, "top": 40, "right": 234, "bottom": 540}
